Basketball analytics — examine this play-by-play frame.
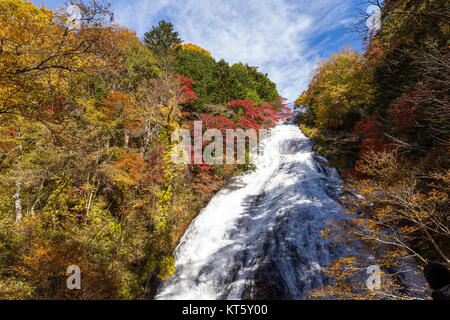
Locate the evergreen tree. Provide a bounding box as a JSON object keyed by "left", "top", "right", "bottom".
{"left": 144, "top": 20, "right": 182, "bottom": 76}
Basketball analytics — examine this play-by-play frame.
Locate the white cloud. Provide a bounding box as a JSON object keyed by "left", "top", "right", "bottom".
{"left": 113, "top": 0, "right": 356, "bottom": 102}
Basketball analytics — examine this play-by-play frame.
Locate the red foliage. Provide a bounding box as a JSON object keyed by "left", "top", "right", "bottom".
{"left": 180, "top": 96, "right": 291, "bottom": 174}
{"left": 201, "top": 114, "right": 236, "bottom": 133}
{"left": 174, "top": 75, "right": 198, "bottom": 104}
{"left": 388, "top": 91, "right": 423, "bottom": 133}
{"left": 354, "top": 115, "right": 386, "bottom": 157}
{"left": 43, "top": 98, "right": 67, "bottom": 113}
{"left": 227, "top": 99, "right": 291, "bottom": 130}
{"left": 227, "top": 100, "right": 254, "bottom": 109}
{"left": 180, "top": 98, "right": 292, "bottom": 170}
{"left": 341, "top": 168, "right": 366, "bottom": 180}
{"left": 192, "top": 169, "right": 220, "bottom": 201}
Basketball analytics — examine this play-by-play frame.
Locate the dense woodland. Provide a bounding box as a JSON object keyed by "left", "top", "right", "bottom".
{"left": 0, "top": 0, "right": 289, "bottom": 299}
{"left": 296, "top": 0, "right": 449, "bottom": 299}
{"left": 0, "top": 0, "right": 448, "bottom": 301}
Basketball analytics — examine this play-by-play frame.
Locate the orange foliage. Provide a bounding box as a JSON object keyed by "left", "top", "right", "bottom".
{"left": 15, "top": 238, "right": 119, "bottom": 299}
{"left": 181, "top": 43, "right": 212, "bottom": 57}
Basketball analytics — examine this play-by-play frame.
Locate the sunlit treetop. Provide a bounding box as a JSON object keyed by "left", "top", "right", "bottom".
{"left": 181, "top": 43, "right": 211, "bottom": 57}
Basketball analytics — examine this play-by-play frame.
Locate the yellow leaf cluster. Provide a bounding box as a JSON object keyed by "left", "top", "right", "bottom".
{"left": 181, "top": 43, "right": 212, "bottom": 57}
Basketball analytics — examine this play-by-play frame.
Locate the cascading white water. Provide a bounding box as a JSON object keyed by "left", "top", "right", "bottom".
{"left": 156, "top": 120, "right": 348, "bottom": 300}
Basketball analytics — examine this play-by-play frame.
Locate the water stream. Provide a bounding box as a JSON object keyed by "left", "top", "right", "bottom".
{"left": 156, "top": 120, "right": 348, "bottom": 300}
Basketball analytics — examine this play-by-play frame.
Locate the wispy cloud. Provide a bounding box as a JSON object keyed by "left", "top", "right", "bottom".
{"left": 113, "top": 0, "right": 362, "bottom": 102}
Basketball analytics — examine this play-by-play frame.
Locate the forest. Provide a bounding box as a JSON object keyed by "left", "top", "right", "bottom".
{"left": 0, "top": 0, "right": 289, "bottom": 299}
{"left": 1, "top": 0, "right": 448, "bottom": 301}
{"left": 296, "top": 0, "right": 449, "bottom": 299}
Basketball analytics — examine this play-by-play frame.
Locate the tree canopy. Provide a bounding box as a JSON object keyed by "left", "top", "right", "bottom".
{"left": 0, "top": 1, "right": 286, "bottom": 299}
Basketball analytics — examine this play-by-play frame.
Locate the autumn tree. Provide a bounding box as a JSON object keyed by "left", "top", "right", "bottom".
{"left": 299, "top": 48, "right": 374, "bottom": 129}
{"left": 181, "top": 43, "right": 211, "bottom": 57}
{"left": 0, "top": 2, "right": 287, "bottom": 299}
{"left": 299, "top": 0, "right": 449, "bottom": 300}
{"left": 0, "top": 0, "right": 116, "bottom": 118}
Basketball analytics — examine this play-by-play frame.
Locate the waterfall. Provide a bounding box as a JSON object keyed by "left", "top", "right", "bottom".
{"left": 156, "top": 120, "right": 348, "bottom": 300}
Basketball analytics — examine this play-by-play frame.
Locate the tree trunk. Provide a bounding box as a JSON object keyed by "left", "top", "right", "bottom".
{"left": 140, "top": 122, "right": 152, "bottom": 158}
{"left": 14, "top": 130, "right": 23, "bottom": 223}
{"left": 30, "top": 180, "right": 44, "bottom": 216}
{"left": 14, "top": 180, "right": 22, "bottom": 223}
{"left": 423, "top": 224, "right": 450, "bottom": 264}
{"left": 124, "top": 130, "right": 129, "bottom": 148}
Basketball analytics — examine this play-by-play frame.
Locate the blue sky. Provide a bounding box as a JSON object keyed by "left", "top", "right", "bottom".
{"left": 33, "top": 0, "right": 367, "bottom": 103}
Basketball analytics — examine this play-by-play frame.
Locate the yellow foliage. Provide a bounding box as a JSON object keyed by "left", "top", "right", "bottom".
{"left": 181, "top": 43, "right": 212, "bottom": 57}
{"left": 300, "top": 48, "right": 374, "bottom": 128}
{"left": 0, "top": 0, "right": 114, "bottom": 115}
{"left": 157, "top": 256, "right": 176, "bottom": 280}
